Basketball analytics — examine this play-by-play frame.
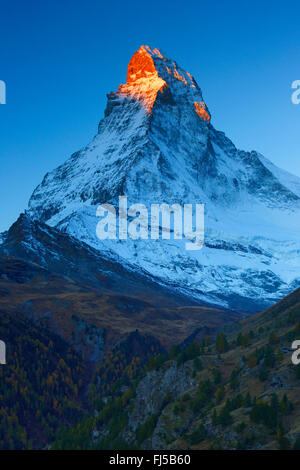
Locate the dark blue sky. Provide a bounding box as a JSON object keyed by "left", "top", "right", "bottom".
{"left": 0, "top": 0, "right": 299, "bottom": 231}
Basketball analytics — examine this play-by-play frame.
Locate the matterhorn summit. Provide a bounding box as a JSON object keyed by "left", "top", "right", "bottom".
{"left": 28, "top": 45, "right": 300, "bottom": 312}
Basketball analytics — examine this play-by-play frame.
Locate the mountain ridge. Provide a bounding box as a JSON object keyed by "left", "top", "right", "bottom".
{"left": 0, "top": 213, "right": 240, "bottom": 352}
{"left": 49, "top": 284, "right": 300, "bottom": 451}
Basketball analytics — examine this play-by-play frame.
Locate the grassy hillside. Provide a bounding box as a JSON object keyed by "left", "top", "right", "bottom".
{"left": 0, "top": 255, "right": 238, "bottom": 351}
{"left": 50, "top": 288, "right": 300, "bottom": 450}
{"left": 1, "top": 256, "right": 300, "bottom": 450}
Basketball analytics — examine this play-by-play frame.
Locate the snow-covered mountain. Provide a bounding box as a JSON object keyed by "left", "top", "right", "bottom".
{"left": 27, "top": 45, "right": 300, "bottom": 312}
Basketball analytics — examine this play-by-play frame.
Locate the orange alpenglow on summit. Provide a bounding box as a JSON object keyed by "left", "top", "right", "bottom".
{"left": 117, "top": 45, "right": 211, "bottom": 122}
{"left": 118, "top": 46, "right": 168, "bottom": 113}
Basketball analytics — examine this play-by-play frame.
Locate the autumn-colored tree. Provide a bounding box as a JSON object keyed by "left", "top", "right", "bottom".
{"left": 269, "top": 331, "right": 279, "bottom": 345}
{"left": 216, "top": 333, "right": 228, "bottom": 353}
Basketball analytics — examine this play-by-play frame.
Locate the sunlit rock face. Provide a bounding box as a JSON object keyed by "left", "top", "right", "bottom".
{"left": 117, "top": 45, "right": 211, "bottom": 121}
{"left": 27, "top": 46, "right": 300, "bottom": 312}
{"left": 193, "top": 101, "right": 210, "bottom": 122}
{"left": 117, "top": 46, "right": 167, "bottom": 113}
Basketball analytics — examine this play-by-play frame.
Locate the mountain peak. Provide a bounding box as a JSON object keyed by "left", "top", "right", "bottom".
{"left": 27, "top": 47, "right": 300, "bottom": 312}
{"left": 117, "top": 45, "right": 210, "bottom": 121}
{"left": 117, "top": 45, "right": 168, "bottom": 113}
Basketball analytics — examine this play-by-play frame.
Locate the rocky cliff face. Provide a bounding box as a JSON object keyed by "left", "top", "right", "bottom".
{"left": 27, "top": 45, "right": 300, "bottom": 312}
